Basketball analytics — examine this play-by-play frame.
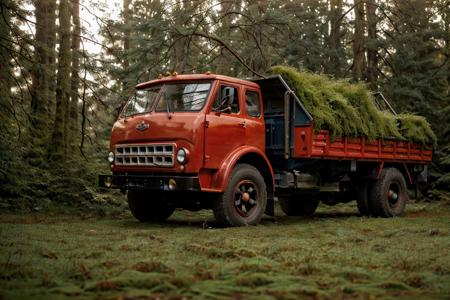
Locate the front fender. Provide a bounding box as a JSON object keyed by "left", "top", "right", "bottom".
{"left": 201, "top": 146, "right": 274, "bottom": 192}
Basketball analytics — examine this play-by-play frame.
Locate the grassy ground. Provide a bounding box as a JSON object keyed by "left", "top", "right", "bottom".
{"left": 1, "top": 200, "right": 449, "bottom": 300}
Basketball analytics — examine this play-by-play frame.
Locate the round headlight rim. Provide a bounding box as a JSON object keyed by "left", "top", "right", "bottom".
{"left": 176, "top": 148, "right": 188, "bottom": 165}
{"left": 107, "top": 151, "right": 115, "bottom": 163}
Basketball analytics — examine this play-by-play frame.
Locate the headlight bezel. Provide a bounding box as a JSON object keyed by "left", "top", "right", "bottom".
{"left": 176, "top": 148, "right": 188, "bottom": 164}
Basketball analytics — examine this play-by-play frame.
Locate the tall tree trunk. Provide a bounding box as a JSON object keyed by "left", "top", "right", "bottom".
{"left": 171, "top": 2, "right": 192, "bottom": 73}
{"left": 366, "top": 0, "right": 377, "bottom": 88}
{"left": 327, "top": 0, "right": 343, "bottom": 77}
{"left": 0, "top": 0, "right": 12, "bottom": 132}
{"left": 352, "top": 0, "right": 366, "bottom": 81}
{"left": 69, "top": 0, "right": 81, "bottom": 152}
{"left": 49, "top": 0, "right": 71, "bottom": 161}
{"left": 46, "top": 0, "right": 56, "bottom": 116}
{"left": 122, "top": 0, "right": 132, "bottom": 92}
{"left": 215, "top": 1, "right": 234, "bottom": 75}
{"left": 30, "top": 0, "right": 50, "bottom": 147}
{"left": 445, "top": 1, "right": 450, "bottom": 95}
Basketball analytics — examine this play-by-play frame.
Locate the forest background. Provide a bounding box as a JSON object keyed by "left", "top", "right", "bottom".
{"left": 0, "top": 0, "right": 449, "bottom": 211}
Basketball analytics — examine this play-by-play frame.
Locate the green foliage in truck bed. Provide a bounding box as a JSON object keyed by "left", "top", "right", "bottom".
{"left": 267, "top": 66, "right": 436, "bottom": 145}
{"left": 397, "top": 113, "right": 437, "bottom": 145}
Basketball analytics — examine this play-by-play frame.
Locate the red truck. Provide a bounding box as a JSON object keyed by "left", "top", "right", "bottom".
{"left": 99, "top": 73, "right": 432, "bottom": 226}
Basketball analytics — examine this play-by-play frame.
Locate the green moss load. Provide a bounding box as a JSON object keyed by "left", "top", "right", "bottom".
{"left": 397, "top": 113, "right": 437, "bottom": 145}
{"left": 267, "top": 66, "right": 435, "bottom": 145}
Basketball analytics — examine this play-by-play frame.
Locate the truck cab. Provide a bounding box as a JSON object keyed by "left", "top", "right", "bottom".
{"left": 100, "top": 73, "right": 274, "bottom": 226}
{"left": 100, "top": 72, "right": 431, "bottom": 226}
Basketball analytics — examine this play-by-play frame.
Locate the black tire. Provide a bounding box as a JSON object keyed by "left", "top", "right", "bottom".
{"left": 279, "top": 193, "right": 320, "bottom": 216}
{"left": 356, "top": 181, "right": 372, "bottom": 216}
{"left": 212, "top": 164, "right": 267, "bottom": 226}
{"left": 127, "top": 190, "right": 175, "bottom": 222}
{"left": 370, "top": 168, "right": 408, "bottom": 217}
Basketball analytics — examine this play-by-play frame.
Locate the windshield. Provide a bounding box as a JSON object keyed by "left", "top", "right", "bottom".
{"left": 121, "top": 81, "right": 212, "bottom": 117}
{"left": 121, "top": 86, "right": 161, "bottom": 117}
{"left": 155, "top": 82, "right": 211, "bottom": 112}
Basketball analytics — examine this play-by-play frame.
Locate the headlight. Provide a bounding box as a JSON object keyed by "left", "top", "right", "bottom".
{"left": 176, "top": 148, "right": 188, "bottom": 164}
{"left": 107, "top": 151, "right": 115, "bottom": 163}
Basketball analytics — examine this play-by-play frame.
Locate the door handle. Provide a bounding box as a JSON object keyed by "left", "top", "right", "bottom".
{"left": 238, "top": 121, "right": 246, "bottom": 128}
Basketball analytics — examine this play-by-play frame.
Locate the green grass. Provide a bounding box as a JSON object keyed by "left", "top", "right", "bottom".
{"left": 1, "top": 201, "right": 450, "bottom": 300}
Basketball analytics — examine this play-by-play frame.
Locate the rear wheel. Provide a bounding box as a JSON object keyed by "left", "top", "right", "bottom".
{"left": 213, "top": 164, "right": 267, "bottom": 226}
{"left": 356, "top": 181, "right": 372, "bottom": 216}
{"left": 127, "top": 190, "right": 175, "bottom": 222}
{"left": 279, "top": 192, "right": 320, "bottom": 216}
{"left": 370, "top": 168, "right": 408, "bottom": 217}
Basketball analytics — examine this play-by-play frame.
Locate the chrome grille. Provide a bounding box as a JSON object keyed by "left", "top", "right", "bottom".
{"left": 115, "top": 144, "right": 175, "bottom": 167}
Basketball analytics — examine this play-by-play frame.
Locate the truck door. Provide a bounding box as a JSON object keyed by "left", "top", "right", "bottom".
{"left": 204, "top": 83, "right": 245, "bottom": 169}
{"left": 243, "top": 88, "right": 265, "bottom": 151}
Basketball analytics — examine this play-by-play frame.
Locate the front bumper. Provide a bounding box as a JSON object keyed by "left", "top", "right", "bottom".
{"left": 98, "top": 174, "right": 200, "bottom": 191}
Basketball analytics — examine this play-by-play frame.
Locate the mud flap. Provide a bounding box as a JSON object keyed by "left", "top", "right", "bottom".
{"left": 264, "top": 195, "right": 275, "bottom": 217}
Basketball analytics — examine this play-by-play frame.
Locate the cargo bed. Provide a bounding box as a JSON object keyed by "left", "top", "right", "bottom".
{"left": 253, "top": 76, "right": 432, "bottom": 164}
{"left": 295, "top": 126, "right": 432, "bottom": 163}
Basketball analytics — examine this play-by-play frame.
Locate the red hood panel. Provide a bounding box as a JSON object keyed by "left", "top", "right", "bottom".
{"left": 110, "top": 112, "right": 205, "bottom": 173}
{"left": 110, "top": 113, "right": 204, "bottom": 146}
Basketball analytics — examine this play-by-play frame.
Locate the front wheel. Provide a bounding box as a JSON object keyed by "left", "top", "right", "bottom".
{"left": 212, "top": 164, "right": 267, "bottom": 226}
{"left": 127, "top": 190, "right": 175, "bottom": 222}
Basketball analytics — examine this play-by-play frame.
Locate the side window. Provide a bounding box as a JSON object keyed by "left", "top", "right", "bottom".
{"left": 245, "top": 90, "right": 261, "bottom": 118}
{"left": 213, "top": 85, "right": 239, "bottom": 114}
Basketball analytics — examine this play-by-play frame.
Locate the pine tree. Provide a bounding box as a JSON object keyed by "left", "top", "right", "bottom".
{"left": 434, "top": 0, "right": 450, "bottom": 190}
{"left": 30, "top": 0, "right": 56, "bottom": 154}
{"left": 352, "top": 0, "right": 366, "bottom": 81}
{"left": 215, "top": 0, "right": 235, "bottom": 75}
{"left": 46, "top": 0, "right": 57, "bottom": 114}
{"left": 171, "top": 1, "right": 194, "bottom": 73}
{"left": 381, "top": 0, "right": 447, "bottom": 120}
{"left": 69, "top": 0, "right": 81, "bottom": 150}
{"left": 122, "top": 0, "right": 132, "bottom": 92}
{"left": 327, "top": 0, "right": 345, "bottom": 76}
{"left": 49, "top": 0, "right": 71, "bottom": 161}
{"left": 365, "top": 0, "right": 378, "bottom": 88}
{"left": 0, "top": 0, "right": 13, "bottom": 132}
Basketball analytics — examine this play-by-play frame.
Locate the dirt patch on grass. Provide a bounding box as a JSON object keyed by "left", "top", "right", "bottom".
{"left": 405, "top": 210, "right": 448, "bottom": 218}
{"left": 183, "top": 243, "right": 258, "bottom": 259}
{"left": 133, "top": 261, "right": 174, "bottom": 274}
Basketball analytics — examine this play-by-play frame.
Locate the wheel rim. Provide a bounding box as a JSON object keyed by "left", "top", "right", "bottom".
{"left": 233, "top": 180, "right": 259, "bottom": 217}
{"left": 387, "top": 181, "right": 401, "bottom": 209}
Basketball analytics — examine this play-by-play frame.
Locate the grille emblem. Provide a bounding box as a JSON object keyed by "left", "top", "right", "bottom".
{"left": 136, "top": 121, "right": 149, "bottom": 131}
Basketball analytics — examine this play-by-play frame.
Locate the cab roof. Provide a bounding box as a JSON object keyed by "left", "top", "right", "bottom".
{"left": 135, "top": 73, "right": 260, "bottom": 89}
